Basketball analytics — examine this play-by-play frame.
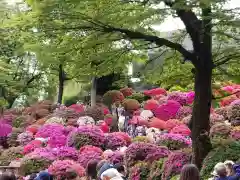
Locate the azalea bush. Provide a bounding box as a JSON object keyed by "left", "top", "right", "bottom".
{"left": 85, "top": 105, "right": 104, "bottom": 121}
{"left": 162, "top": 151, "right": 191, "bottom": 180}
{"left": 227, "top": 104, "right": 240, "bottom": 126}
{"left": 7, "top": 128, "right": 23, "bottom": 147}
{"left": 67, "top": 126, "right": 104, "bottom": 149}
{"left": 79, "top": 145, "right": 103, "bottom": 155}
{"left": 104, "top": 133, "right": 128, "bottom": 150}
{"left": 127, "top": 93, "right": 146, "bottom": 103}
{"left": 52, "top": 147, "right": 78, "bottom": 161}
{"left": 144, "top": 100, "right": 159, "bottom": 111}
{"left": 133, "top": 136, "right": 151, "bottom": 143}
{"left": 156, "top": 133, "right": 191, "bottom": 150}
{"left": 231, "top": 126, "right": 240, "bottom": 140}
{"left": 125, "top": 142, "right": 169, "bottom": 168}
{"left": 78, "top": 151, "right": 102, "bottom": 168}
{"left": 148, "top": 158, "right": 166, "bottom": 180}
{"left": 170, "top": 125, "right": 191, "bottom": 137}
{"left": 45, "top": 117, "right": 66, "bottom": 125}
{"left": 175, "top": 106, "right": 192, "bottom": 120}
{"left": 35, "top": 124, "right": 66, "bottom": 138}
{"left": 17, "top": 132, "right": 34, "bottom": 146}
{"left": 120, "top": 87, "right": 133, "bottom": 97}
{"left": 129, "top": 162, "right": 150, "bottom": 180}
{"left": 107, "top": 151, "right": 124, "bottom": 164}
{"left": 165, "top": 119, "right": 183, "bottom": 131}
{"left": 48, "top": 160, "right": 85, "bottom": 179}
{"left": 0, "top": 146, "right": 23, "bottom": 165}
{"left": 167, "top": 92, "right": 187, "bottom": 106}
{"left": 210, "top": 113, "right": 225, "bottom": 126}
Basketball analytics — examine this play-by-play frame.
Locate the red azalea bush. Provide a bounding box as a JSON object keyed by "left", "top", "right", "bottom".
{"left": 120, "top": 87, "right": 133, "bottom": 97}
{"left": 144, "top": 88, "right": 166, "bottom": 97}
{"left": 23, "top": 140, "right": 43, "bottom": 154}
{"left": 144, "top": 99, "right": 159, "bottom": 111}
{"left": 170, "top": 125, "right": 191, "bottom": 137}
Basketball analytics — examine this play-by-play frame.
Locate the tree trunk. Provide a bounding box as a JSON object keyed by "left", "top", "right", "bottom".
{"left": 57, "top": 64, "right": 64, "bottom": 104}
{"left": 191, "top": 62, "right": 213, "bottom": 168}
{"left": 91, "top": 77, "right": 97, "bottom": 107}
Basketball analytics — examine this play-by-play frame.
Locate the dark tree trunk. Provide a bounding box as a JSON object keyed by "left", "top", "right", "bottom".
{"left": 191, "top": 57, "right": 213, "bottom": 168}
{"left": 57, "top": 64, "right": 64, "bottom": 104}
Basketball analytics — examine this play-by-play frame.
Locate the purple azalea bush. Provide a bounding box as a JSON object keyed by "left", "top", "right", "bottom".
{"left": 104, "top": 133, "right": 127, "bottom": 150}
{"left": 125, "top": 142, "right": 169, "bottom": 167}
{"left": 52, "top": 147, "right": 78, "bottom": 161}
{"left": 78, "top": 151, "right": 102, "bottom": 168}
{"left": 67, "top": 126, "right": 104, "bottom": 149}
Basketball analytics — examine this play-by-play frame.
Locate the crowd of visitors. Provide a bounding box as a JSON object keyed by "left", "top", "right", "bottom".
{"left": 0, "top": 160, "right": 239, "bottom": 180}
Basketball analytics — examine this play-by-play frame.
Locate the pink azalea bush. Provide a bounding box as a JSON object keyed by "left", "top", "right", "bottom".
{"left": 162, "top": 151, "right": 191, "bottom": 180}
{"left": 27, "top": 147, "right": 55, "bottom": 161}
{"left": 35, "top": 124, "right": 66, "bottom": 138}
{"left": 17, "top": 132, "right": 34, "bottom": 145}
{"left": 48, "top": 134, "right": 67, "bottom": 148}
{"left": 153, "top": 100, "right": 181, "bottom": 121}
{"left": 67, "top": 126, "right": 104, "bottom": 149}
{"left": 48, "top": 160, "right": 85, "bottom": 179}
{"left": 125, "top": 142, "right": 169, "bottom": 167}
{"left": 79, "top": 145, "right": 103, "bottom": 155}
{"left": 144, "top": 88, "right": 166, "bottom": 97}
{"left": 78, "top": 151, "right": 102, "bottom": 168}
{"left": 144, "top": 100, "right": 159, "bottom": 111}
{"left": 0, "top": 123, "right": 12, "bottom": 137}
{"left": 104, "top": 133, "right": 128, "bottom": 150}
{"left": 165, "top": 119, "right": 183, "bottom": 131}
{"left": 231, "top": 126, "right": 240, "bottom": 140}
{"left": 210, "top": 113, "right": 225, "bottom": 126}
{"left": 23, "top": 140, "right": 43, "bottom": 154}
{"left": 167, "top": 92, "right": 188, "bottom": 106}
{"left": 156, "top": 133, "right": 192, "bottom": 150}
{"left": 170, "top": 125, "right": 191, "bottom": 137}
{"left": 52, "top": 147, "right": 78, "bottom": 161}
{"left": 176, "top": 106, "right": 192, "bottom": 120}
{"left": 107, "top": 151, "right": 124, "bottom": 164}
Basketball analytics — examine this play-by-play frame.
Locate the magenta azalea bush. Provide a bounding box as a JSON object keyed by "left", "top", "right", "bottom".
{"left": 48, "top": 134, "right": 67, "bottom": 148}
{"left": 167, "top": 92, "right": 187, "bottom": 106}
{"left": 156, "top": 133, "right": 192, "bottom": 150}
{"left": 52, "top": 147, "right": 78, "bottom": 161}
{"left": 125, "top": 142, "right": 169, "bottom": 167}
{"left": 48, "top": 160, "right": 85, "bottom": 179}
{"left": 27, "top": 147, "right": 55, "bottom": 161}
{"left": 79, "top": 145, "right": 103, "bottom": 155}
{"left": 78, "top": 151, "right": 102, "bottom": 168}
{"left": 67, "top": 126, "right": 104, "bottom": 149}
{"left": 104, "top": 133, "right": 128, "bottom": 150}
{"left": 162, "top": 151, "right": 191, "bottom": 180}
{"left": 153, "top": 100, "right": 181, "bottom": 121}
{"left": 35, "top": 124, "right": 66, "bottom": 138}
{"left": 0, "top": 123, "right": 12, "bottom": 137}
{"left": 107, "top": 151, "right": 124, "bottom": 165}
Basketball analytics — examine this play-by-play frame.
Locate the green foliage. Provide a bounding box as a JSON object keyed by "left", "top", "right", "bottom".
{"left": 200, "top": 141, "right": 240, "bottom": 179}
{"left": 127, "top": 92, "right": 147, "bottom": 103}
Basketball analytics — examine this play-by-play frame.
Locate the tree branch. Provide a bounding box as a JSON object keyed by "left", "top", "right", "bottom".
{"left": 213, "top": 54, "right": 240, "bottom": 68}
{"left": 101, "top": 25, "right": 197, "bottom": 65}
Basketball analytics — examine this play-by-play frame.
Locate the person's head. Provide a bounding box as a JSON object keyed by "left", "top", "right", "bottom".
{"left": 35, "top": 171, "right": 53, "bottom": 180}
{"left": 114, "top": 163, "right": 125, "bottom": 176}
{"left": 86, "top": 160, "right": 99, "bottom": 179}
{"left": 100, "top": 168, "right": 123, "bottom": 180}
{"left": 214, "top": 162, "right": 227, "bottom": 177}
{"left": 224, "top": 160, "right": 235, "bottom": 176}
{"left": 0, "top": 172, "right": 16, "bottom": 180}
{"left": 180, "top": 164, "right": 200, "bottom": 180}
{"left": 96, "top": 160, "right": 108, "bottom": 173}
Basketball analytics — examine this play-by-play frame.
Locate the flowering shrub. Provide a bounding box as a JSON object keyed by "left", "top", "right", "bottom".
{"left": 209, "top": 123, "right": 231, "bottom": 137}
{"left": 52, "top": 147, "right": 78, "bottom": 161}
{"left": 0, "top": 146, "right": 23, "bottom": 165}
{"left": 48, "top": 160, "right": 85, "bottom": 179}
{"left": 170, "top": 125, "right": 191, "bottom": 137}
{"left": 148, "top": 117, "right": 166, "bottom": 129}
{"left": 19, "top": 156, "right": 53, "bottom": 176}
{"left": 156, "top": 133, "right": 191, "bottom": 150}
{"left": 201, "top": 141, "right": 240, "bottom": 179}
{"left": 107, "top": 151, "right": 124, "bottom": 164}
{"left": 7, "top": 128, "right": 23, "bottom": 147}
{"left": 48, "top": 134, "right": 67, "bottom": 148}
{"left": 210, "top": 113, "right": 225, "bottom": 126}
{"left": 85, "top": 105, "right": 105, "bottom": 121}
{"left": 185, "top": 91, "right": 195, "bottom": 104}
{"left": 45, "top": 117, "right": 66, "bottom": 125}
{"left": 153, "top": 100, "right": 181, "bottom": 121}
{"left": 125, "top": 142, "right": 169, "bottom": 168}
{"left": 227, "top": 104, "right": 240, "bottom": 125}
{"left": 104, "top": 133, "right": 128, "bottom": 150}
{"left": 148, "top": 158, "right": 165, "bottom": 180}
{"left": 129, "top": 162, "right": 150, "bottom": 180}
{"left": 12, "top": 116, "right": 26, "bottom": 128}
{"left": 27, "top": 147, "right": 55, "bottom": 161}
{"left": 79, "top": 145, "right": 103, "bottom": 155}
{"left": 165, "top": 119, "right": 183, "bottom": 131}
{"left": 0, "top": 123, "right": 12, "bottom": 137}
{"left": 35, "top": 124, "right": 66, "bottom": 138}
{"left": 78, "top": 151, "right": 102, "bottom": 168}
{"left": 103, "top": 90, "right": 124, "bottom": 106}
{"left": 0, "top": 114, "right": 15, "bottom": 125}
{"left": 167, "top": 92, "right": 188, "bottom": 106}
{"left": 17, "top": 132, "right": 34, "bottom": 146}
{"left": 26, "top": 125, "right": 39, "bottom": 135}
{"left": 133, "top": 136, "right": 151, "bottom": 143}
{"left": 181, "top": 115, "right": 192, "bottom": 126}
{"left": 76, "top": 116, "right": 95, "bottom": 126}
{"left": 140, "top": 110, "right": 154, "bottom": 121}
{"left": 68, "top": 104, "right": 84, "bottom": 113}
{"left": 120, "top": 87, "right": 133, "bottom": 97}
{"left": 122, "top": 99, "right": 140, "bottom": 112}
{"left": 162, "top": 151, "right": 191, "bottom": 180}
{"left": 144, "top": 88, "right": 166, "bottom": 97}
{"left": 23, "top": 140, "right": 43, "bottom": 154}
{"left": 67, "top": 126, "right": 104, "bottom": 149}
{"left": 215, "top": 107, "right": 228, "bottom": 120}
{"left": 176, "top": 106, "right": 192, "bottom": 120}
{"left": 144, "top": 100, "right": 159, "bottom": 111}
{"left": 220, "top": 95, "right": 238, "bottom": 107}
{"left": 231, "top": 126, "right": 240, "bottom": 140}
